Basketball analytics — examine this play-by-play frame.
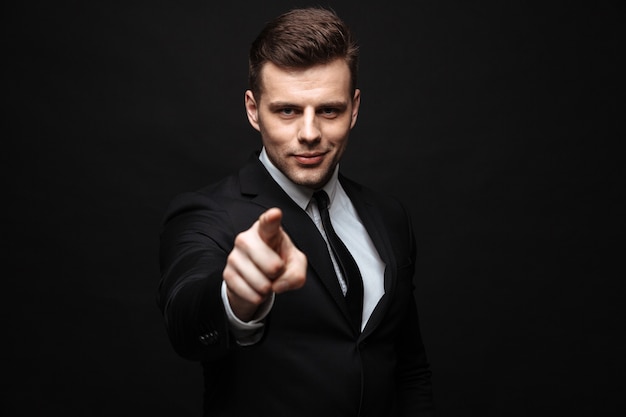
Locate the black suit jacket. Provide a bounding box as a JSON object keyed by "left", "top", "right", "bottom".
{"left": 158, "top": 155, "right": 434, "bottom": 416}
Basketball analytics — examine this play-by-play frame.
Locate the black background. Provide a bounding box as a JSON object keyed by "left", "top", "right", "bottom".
{"left": 5, "top": 1, "right": 623, "bottom": 416}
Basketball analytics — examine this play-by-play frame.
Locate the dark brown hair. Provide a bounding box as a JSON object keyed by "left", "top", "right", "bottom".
{"left": 248, "top": 7, "right": 359, "bottom": 98}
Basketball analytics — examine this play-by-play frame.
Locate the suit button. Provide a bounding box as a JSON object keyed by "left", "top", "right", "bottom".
{"left": 199, "top": 330, "right": 219, "bottom": 345}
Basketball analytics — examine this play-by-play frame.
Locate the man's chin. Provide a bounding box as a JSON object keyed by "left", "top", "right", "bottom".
{"left": 288, "top": 170, "right": 332, "bottom": 190}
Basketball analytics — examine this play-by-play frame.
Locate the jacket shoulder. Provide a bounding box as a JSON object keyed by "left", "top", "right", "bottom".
{"left": 340, "top": 175, "right": 411, "bottom": 219}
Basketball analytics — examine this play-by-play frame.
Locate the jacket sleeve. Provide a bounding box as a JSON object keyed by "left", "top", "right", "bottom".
{"left": 157, "top": 191, "right": 235, "bottom": 361}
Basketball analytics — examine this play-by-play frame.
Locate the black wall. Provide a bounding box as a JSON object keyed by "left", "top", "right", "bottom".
{"left": 6, "top": 1, "right": 623, "bottom": 416}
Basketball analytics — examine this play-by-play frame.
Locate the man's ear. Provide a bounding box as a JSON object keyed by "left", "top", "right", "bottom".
{"left": 245, "top": 90, "right": 261, "bottom": 132}
{"left": 350, "top": 88, "right": 361, "bottom": 129}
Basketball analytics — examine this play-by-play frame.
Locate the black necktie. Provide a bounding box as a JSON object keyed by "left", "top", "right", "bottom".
{"left": 313, "top": 190, "right": 364, "bottom": 332}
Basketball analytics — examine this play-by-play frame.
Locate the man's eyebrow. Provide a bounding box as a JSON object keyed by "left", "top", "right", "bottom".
{"left": 317, "top": 101, "right": 348, "bottom": 109}
{"left": 267, "top": 101, "right": 298, "bottom": 111}
{"left": 267, "top": 101, "right": 349, "bottom": 110}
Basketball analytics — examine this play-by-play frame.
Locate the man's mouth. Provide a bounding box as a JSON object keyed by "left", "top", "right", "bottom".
{"left": 294, "top": 152, "right": 327, "bottom": 165}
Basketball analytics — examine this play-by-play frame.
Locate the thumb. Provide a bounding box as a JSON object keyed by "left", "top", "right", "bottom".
{"left": 257, "top": 208, "right": 283, "bottom": 248}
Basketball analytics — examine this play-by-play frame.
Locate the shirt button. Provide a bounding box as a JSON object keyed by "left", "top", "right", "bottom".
{"left": 199, "top": 330, "right": 219, "bottom": 345}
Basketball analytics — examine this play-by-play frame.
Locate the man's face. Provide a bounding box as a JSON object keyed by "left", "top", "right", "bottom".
{"left": 245, "top": 59, "right": 360, "bottom": 189}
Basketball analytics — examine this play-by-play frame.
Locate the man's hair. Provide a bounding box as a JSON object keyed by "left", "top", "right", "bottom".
{"left": 248, "top": 7, "right": 359, "bottom": 98}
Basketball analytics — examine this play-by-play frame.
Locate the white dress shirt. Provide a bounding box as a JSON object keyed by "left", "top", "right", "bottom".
{"left": 221, "top": 148, "right": 386, "bottom": 344}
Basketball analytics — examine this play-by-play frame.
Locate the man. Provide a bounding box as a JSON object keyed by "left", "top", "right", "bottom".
{"left": 158, "top": 7, "right": 434, "bottom": 416}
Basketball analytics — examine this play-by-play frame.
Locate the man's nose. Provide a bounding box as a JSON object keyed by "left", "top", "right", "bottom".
{"left": 298, "top": 110, "right": 321, "bottom": 143}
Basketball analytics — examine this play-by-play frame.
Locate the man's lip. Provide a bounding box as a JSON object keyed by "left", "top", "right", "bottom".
{"left": 294, "top": 152, "right": 326, "bottom": 165}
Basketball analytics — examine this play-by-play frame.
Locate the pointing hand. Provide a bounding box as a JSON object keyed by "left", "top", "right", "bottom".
{"left": 223, "top": 208, "right": 307, "bottom": 321}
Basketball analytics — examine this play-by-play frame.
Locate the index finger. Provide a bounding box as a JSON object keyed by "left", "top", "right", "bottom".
{"left": 257, "top": 208, "right": 283, "bottom": 249}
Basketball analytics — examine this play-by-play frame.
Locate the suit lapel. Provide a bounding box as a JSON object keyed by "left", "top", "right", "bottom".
{"left": 238, "top": 157, "right": 353, "bottom": 324}
{"left": 340, "top": 176, "right": 398, "bottom": 339}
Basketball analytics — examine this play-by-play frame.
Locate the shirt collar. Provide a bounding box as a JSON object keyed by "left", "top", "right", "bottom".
{"left": 259, "top": 147, "right": 340, "bottom": 210}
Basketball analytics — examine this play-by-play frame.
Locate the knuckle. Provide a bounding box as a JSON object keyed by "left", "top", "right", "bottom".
{"left": 250, "top": 292, "right": 265, "bottom": 306}
{"left": 234, "top": 233, "right": 249, "bottom": 249}
{"left": 267, "top": 259, "right": 284, "bottom": 276}
{"left": 258, "top": 281, "right": 272, "bottom": 295}
{"left": 222, "top": 265, "right": 234, "bottom": 281}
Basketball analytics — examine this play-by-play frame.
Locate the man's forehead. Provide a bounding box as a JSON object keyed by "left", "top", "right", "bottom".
{"left": 257, "top": 59, "right": 352, "bottom": 99}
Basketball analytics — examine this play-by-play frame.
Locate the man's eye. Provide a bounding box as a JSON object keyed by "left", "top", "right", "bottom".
{"left": 280, "top": 108, "right": 295, "bottom": 116}
{"left": 320, "top": 108, "right": 339, "bottom": 117}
